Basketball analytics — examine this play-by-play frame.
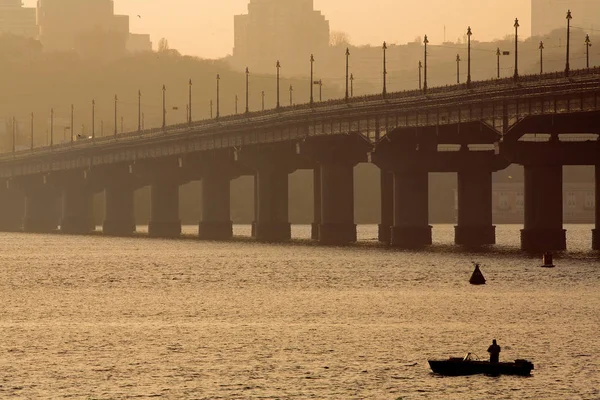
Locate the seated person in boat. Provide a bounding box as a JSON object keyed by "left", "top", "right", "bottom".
{"left": 487, "top": 339, "right": 501, "bottom": 363}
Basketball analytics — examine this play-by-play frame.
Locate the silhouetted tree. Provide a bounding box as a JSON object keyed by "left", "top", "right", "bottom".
{"left": 329, "top": 31, "right": 351, "bottom": 47}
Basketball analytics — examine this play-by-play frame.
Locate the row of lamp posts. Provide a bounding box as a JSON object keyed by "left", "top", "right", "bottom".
{"left": 13, "top": 11, "right": 594, "bottom": 153}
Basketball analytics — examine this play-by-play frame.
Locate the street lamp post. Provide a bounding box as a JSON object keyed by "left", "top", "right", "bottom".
{"left": 418, "top": 61, "right": 422, "bottom": 90}
{"left": 12, "top": 117, "right": 15, "bottom": 154}
{"left": 235, "top": 94, "right": 238, "bottom": 114}
{"left": 138, "top": 90, "right": 141, "bottom": 131}
{"left": 162, "top": 84, "right": 166, "bottom": 128}
{"left": 585, "top": 34, "right": 592, "bottom": 70}
{"left": 210, "top": 100, "right": 213, "bottom": 118}
{"left": 188, "top": 79, "right": 192, "bottom": 124}
{"left": 496, "top": 48, "right": 501, "bottom": 78}
{"left": 456, "top": 54, "right": 461, "bottom": 84}
{"left": 289, "top": 85, "right": 293, "bottom": 106}
{"left": 261, "top": 91, "right": 265, "bottom": 111}
{"left": 514, "top": 18, "right": 519, "bottom": 81}
{"left": 70, "top": 104, "right": 74, "bottom": 144}
{"left": 92, "top": 99, "right": 95, "bottom": 139}
{"left": 467, "top": 27, "right": 472, "bottom": 87}
{"left": 50, "top": 108, "right": 54, "bottom": 147}
{"left": 566, "top": 10, "right": 572, "bottom": 77}
{"left": 382, "top": 41, "right": 387, "bottom": 98}
{"left": 319, "top": 79, "right": 323, "bottom": 101}
{"left": 276, "top": 60, "right": 281, "bottom": 109}
{"left": 114, "top": 95, "right": 118, "bottom": 138}
{"left": 216, "top": 74, "right": 220, "bottom": 119}
{"left": 423, "top": 35, "right": 429, "bottom": 94}
{"left": 539, "top": 41, "right": 544, "bottom": 74}
{"left": 245, "top": 67, "right": 250, "bottom": 113}
{"left": 30, "top": 112, "right": 34, "bottom": 150}
{"left": 350, "top": 74, "right": 354, "bottom": 97}
{"left": 345, "top": 47, "right": 350, "bottom": 101}
{"left": 310, "top": 54, "right": 315, "bottom": 105}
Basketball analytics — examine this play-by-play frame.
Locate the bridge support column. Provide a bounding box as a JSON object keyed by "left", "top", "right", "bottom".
{"left": 254, "top": 165, "right": 291, "bottom": 242}
{"left": 521, "top": 165, "right": 566, "bottom": 251}
{"left": 199, "top": 170, "right": 233, "bottom": 240}
{"left": 0, "top": 185, "right": 24, "bottom": 232}
{"left": 23, "top": 184, "right": 59, "bottom": 233}
{"left": 379, "top": 170, "right": 393, "bottom": 244}
{"left": 319, "top": 161, "right": 356, "bottom": 245}
{"left": 390, "top": 168, "right": 432, "bottom": 248}
{"left": 251, "top": 174, "right": 258, "bottom": 238}
{"left": 149, "top": 179, "right": 181, "bottom": 238}
{"left": 61, "top": 182, "right": 95, "bottom": 235}
{"left": 454, "top": 170, "right": 495, "bottom": 246}
{"left": 103, "top": 178, "right": 136, "bottom": 236}
{"left": 593, "top": 165, "right": 600, "bottom": 250}
{"left": 311, "top": 166, "right": 321, "bottom": 240}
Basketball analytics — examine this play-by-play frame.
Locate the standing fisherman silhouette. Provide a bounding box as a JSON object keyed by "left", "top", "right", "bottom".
{"left": 487, "top": 339, "right": 501, "bottom": 363}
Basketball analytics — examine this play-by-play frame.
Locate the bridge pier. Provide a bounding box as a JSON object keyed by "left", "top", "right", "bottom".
{"left": 61, "top": 175, "right": 95, "bottom": 235}
{"left": 318, "top": 161, "right": 357, "bottom": 245}
{"left": 0, "top": 184, "right": 24, "bottom": 232}
{"left": 455, "top": 169, "right": 495, "bottom": 246}
{"left": 379, "top": 170, "right": 393, "bottom": 244}
{"left": 311, "top": 166, "right": 321, "bottom": 240}
{"left": 593, "top": 165, "right": 600, "bottom": 250}
{"left": 391, "top": 168, "right": 432, "bottom": 248}
{"left": 149, "top": 179, "right": 181, "bottom": 238}
{"left": 199, "top": 169, "right": 233, "bottom": 240}
{"left": 103, "top": 176, "right": 136, "bottom": 236}
{"left": 20, "top": 179, "right": 59, "bottom": 233}
{"left": 254, "top": 164, "right": 291, "bottom": 242}
{"left": 521, "top": 165, "right": 566, "bottom": 251}
{"left": 299, "top": 135, "right": 369, "bottom": 245}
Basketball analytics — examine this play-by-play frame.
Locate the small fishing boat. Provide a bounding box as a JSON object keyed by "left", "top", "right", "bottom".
{"left": 428, "top": 353, "right": 534, "bottom": 376}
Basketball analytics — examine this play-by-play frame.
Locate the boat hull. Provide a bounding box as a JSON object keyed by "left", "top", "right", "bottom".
{"left": 428, "top": 358, "right": 534, "bottom": 376}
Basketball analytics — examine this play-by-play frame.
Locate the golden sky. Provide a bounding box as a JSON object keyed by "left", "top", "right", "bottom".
{"left": 24, "top": 0, "right": 536, "bottom": 58}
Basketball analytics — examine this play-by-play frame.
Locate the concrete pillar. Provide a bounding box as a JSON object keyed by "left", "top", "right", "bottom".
{"left": 379, "top": 170, "right": 393, "bottom": 243}
{"left": 251, "top": 174, "right": 257, "bottom": 238}
{"left": 319, "top": 161, "right": 356, "bottom": 245}
{"left": 254, "top": 165, "right": 291, "bottom": 242}
{"left": 593, "top": 165, "right": 600, "bottom": 250}
{"left": 0, "top": 187, "right": 24, "bottom": 232}
{"left": 23, "top": 185, "right": 59, "bottom": 233}
{"left": 390, "top": 168, "right": 432, "bottom": 248}
{"left": 311, "top": 166, "right": 321, "bottom": 240}
{"left": 521, "top": 165, "right": 566, "bottom": 251}
{"left": 199, "top": 170, "right": 233, "bottom": 240}
{"left": 148, "top": 179, "right": 181, "bottom": 238}
{"left": 454, "top": 170, "right": 495, "bottom": 246}
{"left": 61, "top": 185, "right": 95, "bottom": 234}
{"left": 103, "top": 178, "right": 136, "bottom": 236}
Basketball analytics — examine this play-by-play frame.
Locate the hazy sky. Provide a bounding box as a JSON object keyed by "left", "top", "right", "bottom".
{"left": 24, "top": 0, "right": 532, "bottom": 58}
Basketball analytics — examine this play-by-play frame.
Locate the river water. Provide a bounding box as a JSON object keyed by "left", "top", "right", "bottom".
{"left": 0, "top": 224, "right": 598, "bottom": 399}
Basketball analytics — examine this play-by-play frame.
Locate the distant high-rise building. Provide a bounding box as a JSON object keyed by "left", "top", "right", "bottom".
{"left": 36, "top": 0, "right": 151, "bottom": 57}
{"left": 532, "top": 0, "right": 600, "bottom": 37}
{"left": 0, "top": 0, "right": 38, "bottom": 38}
{"left": 37, "top": 0, "right": 128, "bottom": 52}
{"left": 233, "top": 0, "right": 330, "bottom": 75}
{"left": 127, "top": 33, "right": 153, "bottom": 53}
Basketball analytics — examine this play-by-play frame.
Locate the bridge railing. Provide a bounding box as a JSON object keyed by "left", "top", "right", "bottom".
{"left": 3, "top": 67, "right": 600, "bottom": 159}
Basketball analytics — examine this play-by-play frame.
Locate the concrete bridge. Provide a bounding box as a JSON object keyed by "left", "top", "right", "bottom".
{"left": 1, "top": 69, "right": 599, "bottom": 251}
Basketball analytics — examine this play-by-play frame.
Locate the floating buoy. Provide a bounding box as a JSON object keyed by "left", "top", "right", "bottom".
{"left": 541, "top": 252, "right": 555, "bottom": 268}
{"left": 469, "top": 263, "right": 486, "bottom": 285}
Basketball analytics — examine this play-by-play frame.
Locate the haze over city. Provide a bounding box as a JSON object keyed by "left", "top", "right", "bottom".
{"left": 23, "top": 0, "right": 532, "bottom": 58}
{"left": 1, "top": 0, "right": 600, "bottom": 398}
